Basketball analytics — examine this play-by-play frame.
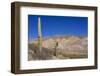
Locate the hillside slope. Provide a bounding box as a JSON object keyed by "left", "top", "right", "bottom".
{"left": 28, "top": 36, "right": 88, "bottom": 60}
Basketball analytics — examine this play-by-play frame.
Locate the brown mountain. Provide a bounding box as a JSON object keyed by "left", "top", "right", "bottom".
{"left": 28, "top": 36, "right": 88, "bottom": 60}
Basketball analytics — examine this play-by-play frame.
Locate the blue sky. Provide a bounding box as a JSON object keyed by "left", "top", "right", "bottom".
{"left": 28, "top": 15, "right": 88, "bottom": 40}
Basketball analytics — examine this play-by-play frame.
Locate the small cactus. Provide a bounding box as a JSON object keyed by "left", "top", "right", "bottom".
{"left": 54, "top": 41, "right": 58, "bottom": 56}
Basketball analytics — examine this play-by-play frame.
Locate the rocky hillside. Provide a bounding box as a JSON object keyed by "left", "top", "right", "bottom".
{"left": 28, "top": 36, "right": 88, "bottom": 60}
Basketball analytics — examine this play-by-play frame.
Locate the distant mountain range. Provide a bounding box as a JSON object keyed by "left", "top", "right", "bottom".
{"left": 28, "top": 35, "right": 88, "bottom": 60}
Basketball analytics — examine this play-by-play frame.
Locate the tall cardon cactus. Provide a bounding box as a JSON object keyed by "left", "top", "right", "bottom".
{"left": 38, "top": 16, "right": 42, "bottom": 52}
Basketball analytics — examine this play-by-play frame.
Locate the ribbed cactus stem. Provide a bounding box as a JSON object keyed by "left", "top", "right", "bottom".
{"left": 38, "top": 16, "right": 42, "bottom": 52}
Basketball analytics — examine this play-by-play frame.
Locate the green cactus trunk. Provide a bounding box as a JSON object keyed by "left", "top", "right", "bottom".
{"left": 38, "top": 16, "right": 42, "bottom": 52}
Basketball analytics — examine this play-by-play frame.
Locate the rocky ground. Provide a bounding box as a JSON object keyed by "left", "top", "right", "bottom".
{"left": 28, "top": 36, "right": 88, "bottom": 60}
